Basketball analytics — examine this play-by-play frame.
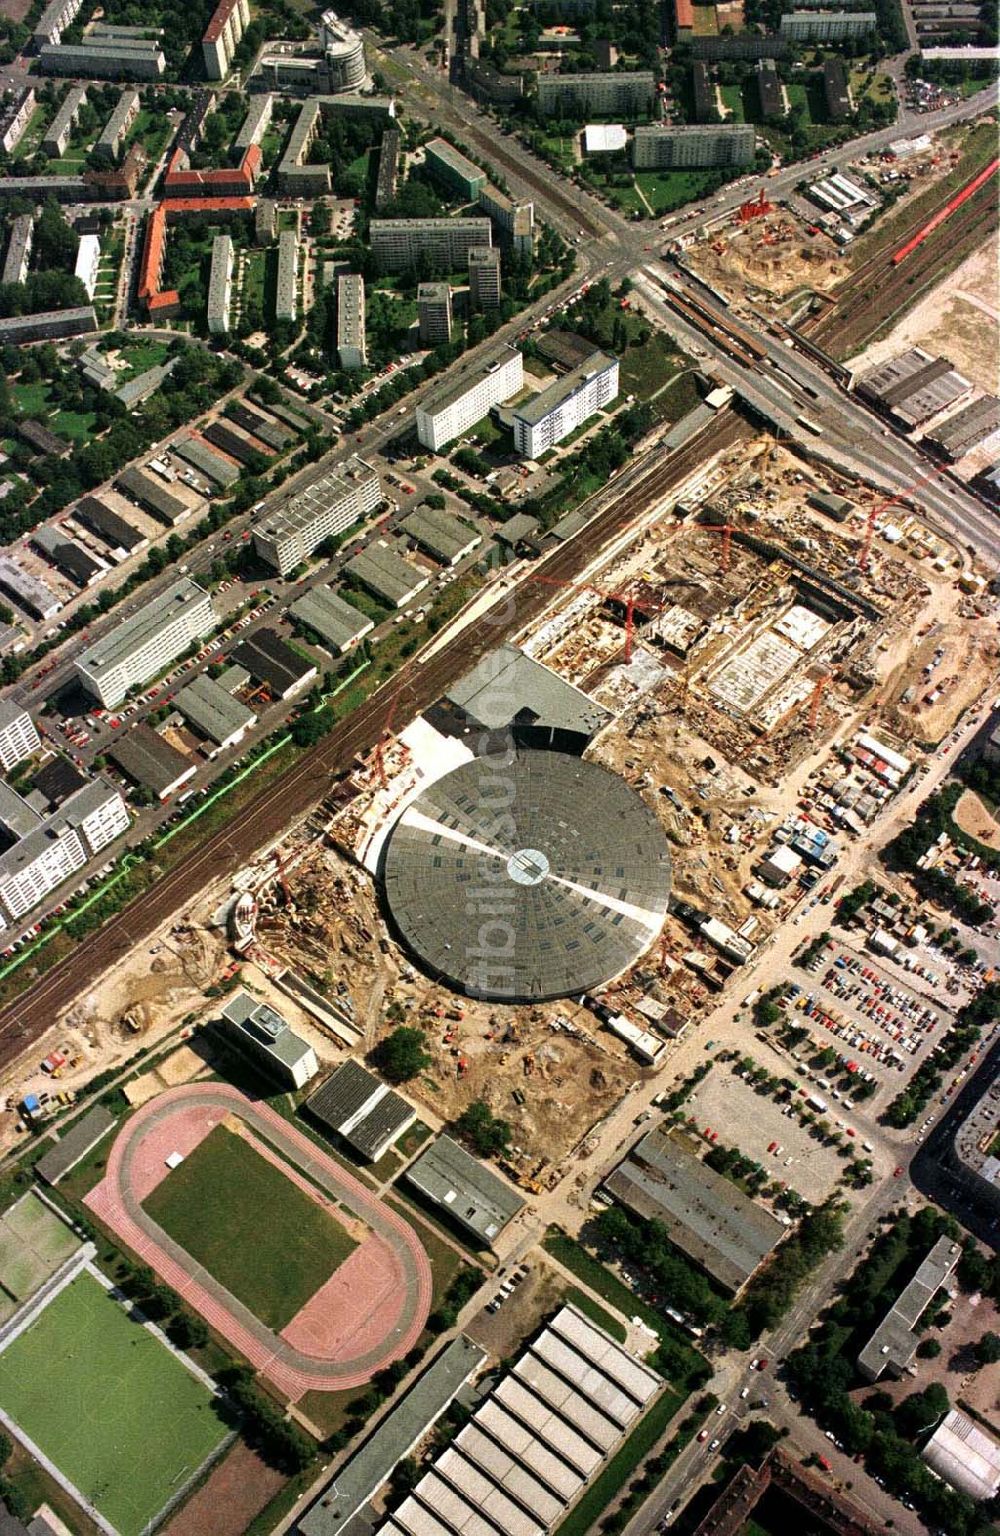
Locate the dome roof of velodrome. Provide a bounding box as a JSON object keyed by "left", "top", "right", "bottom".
{"left": 380, "top": 749, "right": 672, "bottom": 1002}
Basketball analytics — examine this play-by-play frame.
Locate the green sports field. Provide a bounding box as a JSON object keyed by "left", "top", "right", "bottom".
{"left": 143, "top": 1123, "right": 358, "bottom": 1330}
{"left": 0, "top": 1272, "right": 228, "bottom": 1536}
{"left": 0, "top": 1193, "right": 80, "bottom": 1324}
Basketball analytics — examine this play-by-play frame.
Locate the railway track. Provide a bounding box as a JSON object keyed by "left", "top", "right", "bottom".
{"left": 0, "top": 413, "right": 748, "bottom": 1071}
{"left": 801, "top": 170, "right": 998, "bottom": 349}
{"left": 807, "top": 181, "right": 998, "bottom": 355}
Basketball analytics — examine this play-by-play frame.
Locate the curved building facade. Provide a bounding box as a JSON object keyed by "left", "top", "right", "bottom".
{"left": 320, "top": 10, "right": 366, "bottom": 90}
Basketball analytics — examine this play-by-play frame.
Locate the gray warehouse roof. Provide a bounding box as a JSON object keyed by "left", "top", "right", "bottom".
{"left": 604, "top": 1125, "right": 785, "bottom": 1293}
{"left": 400, "top": 506, "right": 481, "bottom": 565}
{"left": 299, "top": 1336, "right": 487, "bottom": 1536}
{"left": 35, "top": 1105, "right": 116, "bottom": 1186}
{"left": 231, "top": 627, "right": 316, "bottom": 697}
{"left": 405, "top": 1134, "right": 524, "bottom": 1243}
{"left": 173, "top": 436, "right": 239, "bottom": 488}
{"left": 444, "top": 643, "right": 611, "bottom": 741}
{"left": 115, "top": 466, "right": 189, "bottom": 524}
{"left": 290, "top": 585, "right": 373, "bottom": 653}
{"left": 344, "top": 540, "right": 428, "bottom": 607}
{"left": 923, "top": 1410, "right": 1000, "bottom": 1503}
{"left": 306, "top": 1059, "right": 415, "bottom": 1161}
{"left": 107, "top": 723, "right": 195, "bottom": 796}
{"left": 175, "top": 672, "right": 255, "bottom": 746}
{"left": 857, "top": 1235, "right": 961, "bottom": 1379}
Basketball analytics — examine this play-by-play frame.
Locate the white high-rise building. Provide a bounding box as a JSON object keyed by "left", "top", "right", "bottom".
{"left": 75, "top": 578, "right": 217, "bottom": 708}
{"left": 416, "top": 348, "right": 523, "bottom": 451}
{"left": 0, "top": 703, "right": 40, "bottom": 773}
{"left": 0, "top": 777, "right": 130, "bottom": 929}
{"left": 512, "top": 351, "right": 618, "bottom": 458}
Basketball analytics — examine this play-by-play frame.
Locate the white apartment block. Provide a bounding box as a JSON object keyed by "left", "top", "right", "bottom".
{"left": 73, "top": 234, "right": 100, "bottom": 300}
{"left": 33, "top": 0, "right": 82, "bottom": 47}
{"left": 74, "top": 578, "right": 217, "bottom": 708}
{"left": 369, "top": 218, "right": 492, "bottom": 274}
{"left": 632, "top": 123, "right": 756, "bottom": 169}
{"left": 253, "top": 456, "right": 383, "bottom": 575}
{"left": 276, "top": 229, "right": 298, "bottom": 322}
{"left": 207, "top": 233, "right": 234, "bottom": 335}
{"left": 202, "top": 0, "right": 250, "bottom": 80}
{"left": 0, "top": 703, "right": 40, "bottom": 773}
{"left": 513, "top": 351, "right": 618, "bottom": 458}
{"left": 779, "top": 9, "right": 876, "bottom": 40}
{"left": 536, "top": 71, "right": 655, "bottom": 118}
{"left": 0, "top": 778, "right": 130, "bottom": 929}
{"left": 337, "top": 272, "right": 367, "bottom": 369}
{"left": 416, "top": 347, "right": 523, "bottom": 452}
{"left": 0, "top": 90, "right": 36, "bottom": 155}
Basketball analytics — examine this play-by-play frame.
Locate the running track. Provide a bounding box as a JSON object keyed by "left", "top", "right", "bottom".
{"left": 86, "top": 1084, "right": 433, "bottom": 1400}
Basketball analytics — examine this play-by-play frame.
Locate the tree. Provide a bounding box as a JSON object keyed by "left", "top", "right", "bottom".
{"left": 976, "top": 1332, "right": 1000, "bottom": 1365}
{"left": 455, "top": 1100, "right": 512, "bottom": 1158}
{"left": 373, "top": 1027, "right": 431, "bottom": 1083}
{"left": 916, "top": 1337, "right": 941, "bottom": 1359}
{"left": 167, "top": 1310, "right": 209, "bottom": 1349}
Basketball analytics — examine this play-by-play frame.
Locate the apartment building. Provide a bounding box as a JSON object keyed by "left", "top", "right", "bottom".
{"left": 0, "top": 778, "right": 130, "bottom": 930}
{"left": 0, "top": 89, "right": 35, "bottom": 154}
{"left": 207, "top": 233, "right": 234, "bottom": 335}
{"left": 277, "top": 100, "right": 331, "bottom": 195}
{"left": 416, "top": 347, "right": 523, "bottom": 451}
{"left": 424, "top": 137, "right": 487, "bottom": 201}
{"left": 535, "top": 70, "right": 655, "bottom": 118}
{"left": 92, "top": 87, "right": 138, "bottom": 164}
{"left": 41, "top": 84, "right": 86, "bottom": 156}
{"left": 202, "top": 0, "right": 250, "bottom": 80}
{"left": 632, "top": 122, "right": 755, "bottom": 168}
{"left": 253, "top": 456, "right": 383, "bottom": 575}
{"left": 512, "top": 350, "right": 618, "bottom": 458}
{"left": 336, "top": 272, "right": 367, "bottom": 369}
{"left": 2, "top": 214, "right": 33, "bottom": 287}
{"left": 369, "top": 217, "right": 492, "bottom": 274}
{"left": 374, "top": 126, "right": 400, "bottom": 210}
{"left": 478, "top": 183, "right": 534, "bottom": 261}
{"left": 276, "top": 229, "right": 298, "bottom": 322}
{"left": 779, "top": 9, "right": 876, "bottom": 41}
{"left": 38, "top": 40, "right": 166, "bottom": 78}
{"left": 417, "top": 281, "right": 453, "bottom": 346}
{"left": 0, "top": 703, "right": 40, "bottom": 773}
{"left": 468, "top": 245, "right": 501, "bottom": 311}
{"left": 234, "top": 92, "right": 273, "bottom": 154}
{"left": 0, "top": 306, "right": 97, "bottom": 342}
{"left": 32, "top": 0, "right": 82, "bottom": 48}
{"left": 73, "top": 234, "right": 100, "bottom": 299}
{"left": 74, "top": 578, "right": 217, "bottom": 708}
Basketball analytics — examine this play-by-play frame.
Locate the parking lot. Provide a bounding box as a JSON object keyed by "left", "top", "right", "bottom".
{"left": 789, "top": 939, "right": 950, "bottom": 1085}
{"left": 686, "top": 1070, "right": 853, "bottom": 1206}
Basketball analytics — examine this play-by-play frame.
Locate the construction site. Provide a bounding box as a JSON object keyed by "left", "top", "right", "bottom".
{"left": 198, "top": 417, "right": 989, "bottom": 1192}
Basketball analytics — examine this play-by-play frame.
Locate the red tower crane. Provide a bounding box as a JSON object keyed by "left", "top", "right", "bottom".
{"left": 528, "top": 573, "right": 645, "bottom": 662}
{"left": 373, "top": 692, "right": 402, "bottom": 790}
{"left": 807, "top": 672, "right": 834, "bottom": 733}
{"left": 737, "top": 188, "right": 773, "bottom": 224}
{"left": 858, "top": 460, "right": 953, "bottom": 573}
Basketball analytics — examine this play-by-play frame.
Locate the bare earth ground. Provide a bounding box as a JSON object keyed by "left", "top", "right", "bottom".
{"left": 954, "top": 789, "right": 1000, "bottom": 851}
{"left": 847, "top": 232, "right": 1000, "bottom": 392}
{"left": 160, "top": 1441, "right": 285, "bottom": 1536}
{"left": 0, "top": 0, "right": 29, "bottom": 19}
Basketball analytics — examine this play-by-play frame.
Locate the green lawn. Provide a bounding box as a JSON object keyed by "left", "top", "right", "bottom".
{"left": 719, "top": 83, "right": 746, "bottom": 122}
{"left": 632, "top": 169, "right": 727, "bottom": 215}
{"left": 0, "top": 1271, "right": 229, "bottom": 1536}
{"left": 619, "top": 332, "right": 684, "bottom": 400}
{"left": 52, "top": 407, "right": 97, "bottom": 443}
{"left": 11, "top": 381, "right": 50, "bottom": 416}
{"left": 143, "top": 1122, "right": 358, "bottom": 1330}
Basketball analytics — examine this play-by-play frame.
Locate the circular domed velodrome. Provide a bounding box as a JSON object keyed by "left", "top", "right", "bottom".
{"left": 381, "top": 750, "right": 672, "bottom": 1002}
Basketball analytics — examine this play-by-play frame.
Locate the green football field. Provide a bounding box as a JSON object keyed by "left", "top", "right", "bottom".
{"left": 0, "top": 1193, "right": 80, "bottom": 1323}
{"left": 143, "top": 1122, "right": 358, "bottom": 1330}
{"left": 0, "top": 1272, "right": 228, "bottom": 1536}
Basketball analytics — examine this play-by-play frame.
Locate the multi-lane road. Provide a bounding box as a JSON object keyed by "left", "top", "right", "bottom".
{"left": 0, "top": 414, "right": 746, "bottom": 1067}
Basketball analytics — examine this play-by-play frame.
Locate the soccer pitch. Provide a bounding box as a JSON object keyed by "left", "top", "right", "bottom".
{"left": 143, "top": 1122, "right": 358, "bottom": 1331}
{"left": 0, "top": 1272, "right": 229, "bottom": 1536}
{"left": 0, "top": 1193, "right": 80, "bottom": 1324}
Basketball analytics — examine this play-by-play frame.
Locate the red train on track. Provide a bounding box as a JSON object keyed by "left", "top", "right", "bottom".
{"left": 892, "top": 158, "right": 999, "bottom": 265}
